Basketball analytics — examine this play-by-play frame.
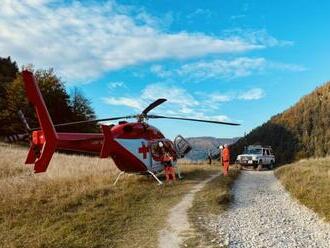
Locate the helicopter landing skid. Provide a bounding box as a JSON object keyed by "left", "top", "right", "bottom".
{"left": 113, "top": 171, "right": 125, "bottom": 186}
{"left": 147, "top": 170, "right": 163, "bottom": 185}
{"left": 176, "top": 164, "right": 183, "bottom": 179}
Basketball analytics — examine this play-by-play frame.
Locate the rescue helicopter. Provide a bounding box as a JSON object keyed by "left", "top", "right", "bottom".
{"left": 9, "top": 70, "right": 240, "bottom": 185}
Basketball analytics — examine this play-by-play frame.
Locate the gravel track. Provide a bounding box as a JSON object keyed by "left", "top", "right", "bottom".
{"left": 212, "top": 170, "right": 330, "bottom": 248}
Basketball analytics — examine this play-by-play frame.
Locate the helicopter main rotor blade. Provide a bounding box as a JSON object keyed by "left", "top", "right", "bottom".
{"left": 30, "top": 115, "right": 138, "bottom": 131}
{"left": 141, "top": 98, "right": 167, "bottom": 115}
{"left": 53, "top": 115, "right": 138, "bottom": 128}
{"left": 147, "top": 114, "right": 240, "bottom": 126}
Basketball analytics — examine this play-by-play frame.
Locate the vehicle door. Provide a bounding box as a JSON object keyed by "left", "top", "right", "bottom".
{"left": 262, "top": 149, "right": 267, "bottom": 164}
{"left": 173, "top": 135, "right": 192, "bottom": 158}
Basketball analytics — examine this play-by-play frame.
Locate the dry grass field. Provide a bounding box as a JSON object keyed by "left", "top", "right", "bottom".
{"left": 275, "top": 157, "right": 330, "bottom": 222}
{"left": 0, "top": 143, "right": 220, "bottom": 248}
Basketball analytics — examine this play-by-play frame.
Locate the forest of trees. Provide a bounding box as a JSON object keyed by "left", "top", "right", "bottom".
{"left": 231, "top": 81, "right": 330, "bottom": 164}
{"left": 0, "top": 57, "right": 98, "bottom": 138}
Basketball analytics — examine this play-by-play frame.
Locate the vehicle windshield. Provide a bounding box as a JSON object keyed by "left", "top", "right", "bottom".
{"left": 246, "top": 148, "right": 262, "bottom": 154}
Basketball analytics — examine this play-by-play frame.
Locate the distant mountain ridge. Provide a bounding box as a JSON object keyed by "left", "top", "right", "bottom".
{"left": 185, "top": 136, "right": 240, "bottom": 161}
{"left": 231, "top": 81, "right": 330, "bottom": 164}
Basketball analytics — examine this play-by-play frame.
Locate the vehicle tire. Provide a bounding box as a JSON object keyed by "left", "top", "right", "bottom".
{"left": 268, "top": 161, "right": 275, "bottom": 170}
{"left": 257, "top": 160, "right": 263, "bottom": 171}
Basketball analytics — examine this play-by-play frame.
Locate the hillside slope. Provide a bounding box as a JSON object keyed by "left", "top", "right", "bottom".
{"left": 275, "top": 157, "right": 330, "bottom": 222}
{"left": 231, "top": 81, "right": 330, "bottom": 164}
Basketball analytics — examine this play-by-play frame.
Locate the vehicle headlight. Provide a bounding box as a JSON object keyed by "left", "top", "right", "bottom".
{"left": 252, "top": 156, "right": 259, "bottom": 160}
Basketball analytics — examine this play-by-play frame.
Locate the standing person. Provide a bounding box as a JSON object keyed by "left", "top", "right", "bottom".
{"left": 159, "top": 142, "right": 176, "bottom": 182}
{"left": 219, "top": 145, "right": 223, "bottom": 165}
{"left": 207, "top": 149, "right": 212, "bottom": 165}
{"left": 222, "top": 144, "right": 230, "bottom": 176}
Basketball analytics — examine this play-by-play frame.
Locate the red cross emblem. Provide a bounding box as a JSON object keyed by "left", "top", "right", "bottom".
{"left": 138, "top": 143, "right": 149, "bottom": 159}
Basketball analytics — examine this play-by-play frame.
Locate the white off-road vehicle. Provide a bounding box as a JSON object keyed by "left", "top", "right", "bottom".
{"left": 236, "top": 145, "right": 276, "bottom": 170}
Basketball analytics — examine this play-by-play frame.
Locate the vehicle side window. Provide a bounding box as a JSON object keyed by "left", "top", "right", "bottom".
{"left": 266, "top": 149, "right": 270, "bottom": 156}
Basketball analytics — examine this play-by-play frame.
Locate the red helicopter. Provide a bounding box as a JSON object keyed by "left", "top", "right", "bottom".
{"left": 13, "top": 70, "right": 240, "bottom": 184}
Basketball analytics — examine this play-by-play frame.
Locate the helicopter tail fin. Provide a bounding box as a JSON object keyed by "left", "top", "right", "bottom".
{"left": 22, "top": 70, "right": 58, "bottom": 173}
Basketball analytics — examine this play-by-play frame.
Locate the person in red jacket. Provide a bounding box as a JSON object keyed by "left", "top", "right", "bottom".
{"left": 222, "top": 144, "right": 230, "bottom": 176}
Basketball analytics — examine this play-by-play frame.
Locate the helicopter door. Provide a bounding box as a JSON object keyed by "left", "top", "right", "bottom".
{"left": 149, "top": 141, "right": 163, "bottom": 172}
{"left": 174, "top": 135, "right": 192, "bottom": 158}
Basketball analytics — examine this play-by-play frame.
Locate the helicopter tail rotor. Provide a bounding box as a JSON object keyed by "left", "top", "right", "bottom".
{"left": 18, "top": 110, "right": 31, "bottom": 132}
{"left": 5, "top": 133, "right": 29, "bottom": 143}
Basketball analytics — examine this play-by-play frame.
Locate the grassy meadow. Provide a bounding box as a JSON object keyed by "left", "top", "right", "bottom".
{"left": 0, "top": 143, "right": 221, "bottom": 248}
{"left": 275, "top": 157, "right": 330, "bottom": 222}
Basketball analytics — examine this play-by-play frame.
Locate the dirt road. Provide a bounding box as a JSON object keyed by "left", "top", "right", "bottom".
{"left": 212, "top": 171, "right": 330, "bottom": 247}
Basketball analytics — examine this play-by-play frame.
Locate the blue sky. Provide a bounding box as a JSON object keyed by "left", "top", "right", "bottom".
{"left": 1, "top": 0, "right": 329, "bottom": 139}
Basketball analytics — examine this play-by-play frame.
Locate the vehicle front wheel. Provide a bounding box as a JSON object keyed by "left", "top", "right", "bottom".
{"left": 268, "top": 161, "right": 275, "bottom": 170}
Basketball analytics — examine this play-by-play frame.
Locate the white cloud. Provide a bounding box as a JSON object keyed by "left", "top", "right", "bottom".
{"left": 189, "top": 112, "right": 231, "bottom": 122}
{"left": 268, "top": 62, "right": 307, "bottom": 72}
{"left": 108, "top": 81, "right": 126, "bottom": 89}
{"left": 103, "top": 83, "right": 200, "bottom": 120}
{"left": 222, "top": 29, "right": 294, "bottom": 47}
{"left": 103, "top": 83, "right": 263, "bottom": 125}
{"left": 187, "top": 8, "right": 213, "bottom": 19}
{"left": 238, "top": 88, "right": 265, "bottom": 100}
{"left": 141, "top": 83, "right": 199, "bottom": 107}
{"left": 151, "top": 57, "right": 306, "bottom": 81}
{"left": 209, "top": 93, "right": 232, "bottom": 103}
{"left": 150, "top": 65, "right": 173, "bottom": 78}
{"left": 103, "top": 97, "right": 143, "bottom": 110}
{"left": 199, "top": 88, "right": 265, "bottom": 108}
{"left": 103, "top": 83, "right": 199, "bottom": 112}
{"left": 209, "top": 115, "right": 230, "bottom": 122}
{"left": 0, "top": 0, "right": 270, "bottom": 82}
{"left": 178, "top": 57, "right": 266, "bottom": 80}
